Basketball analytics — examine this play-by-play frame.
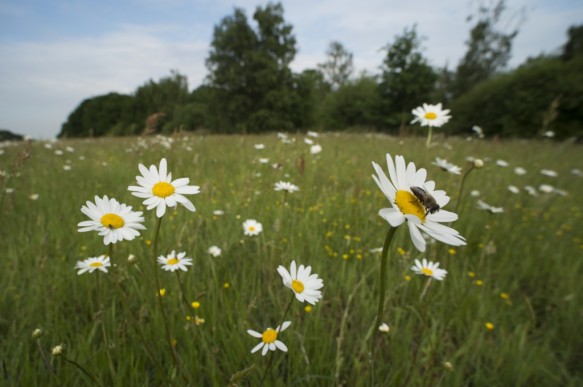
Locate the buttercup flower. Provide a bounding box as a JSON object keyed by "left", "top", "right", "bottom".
{"left": 372, "top": 154, "right": 466, "bottom": 252}
{"left": 411, "top": 258, "right": 447, "bottom": 281}
{"left": 411, "top": 103, "right": 451, "bottom": 127}
{"left": 243, "top": 219, "right": 263, "bottom": 236}
{"left": 157, "top": 250, "right": 193, "bottom": 272}
{"left": 78, "top": 195, "right": 145, "bottom": 245}
{"left": 75, "top": 255, "right": 111, "bottom": 275}
{"left": 274, "top": 181, "right": 299, "bottom": 193}
{"left": 128, "top": 158, "right": 200, "bottom": 218}
{"left": 277, "top": 260, "right": 324, "bottom": 305}
{"left": 247, "top": 321, "right": 291, "bottom": 356}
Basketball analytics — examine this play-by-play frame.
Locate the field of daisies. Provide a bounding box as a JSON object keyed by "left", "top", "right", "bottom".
{"left": 1, "top": 130, "right": 582, "bottom": 386}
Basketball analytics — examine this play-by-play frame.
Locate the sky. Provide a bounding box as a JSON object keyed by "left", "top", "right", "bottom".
{"left": 0, "top": 0, "right": 581, "bottom": 139}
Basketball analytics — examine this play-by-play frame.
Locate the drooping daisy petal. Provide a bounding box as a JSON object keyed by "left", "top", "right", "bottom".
{"left": 277, "top": 260, "right": 324, "bottom": 305}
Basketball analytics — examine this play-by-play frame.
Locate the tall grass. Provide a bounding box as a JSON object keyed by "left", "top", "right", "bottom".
{"left": 0, "top": 133, "right": 581, "bottom": 386}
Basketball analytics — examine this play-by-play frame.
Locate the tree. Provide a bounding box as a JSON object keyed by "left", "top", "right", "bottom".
{"left": 318, "top": 41, "right": 354, "bottom": 90}
{"left": 452, "top": 0, "right": 521, "bottom": 97}
{"left": 205, "top": 2, "right": 297, "bottom": 133}
{"left": 562, "top": 24, "right": 583, "bottom": 61}
{"left": 378, "top": 25, "right": 437, "bottom": 132}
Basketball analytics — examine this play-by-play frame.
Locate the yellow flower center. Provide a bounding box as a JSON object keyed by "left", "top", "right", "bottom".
{"left": 395, "top": 190, "right": 426, "bottom": 223}
{"left": 89, "top": 262, "right": 103, "bottom": 268}
{"left": 262, "top": 328, "right": 277, "bottom": 344}
{"left": 421, "top": 268, "right": 433, "bottom": 276}
{"left": 152, "top": 182, "right": 175, "bottom": 198}
{"left": 424, "top": 112, "right": 437, "bottom": 120}
{"left": 291, "top": 279, "right": 305, "bottom": 293}
{"left": 167, "top": 257, "right": 179, "bottom": 265}
{"left": 248, "top": 226, "right": 256, "bottom": 232}
{"left": 100, "top": 213, "right": 125, "bottom": 229}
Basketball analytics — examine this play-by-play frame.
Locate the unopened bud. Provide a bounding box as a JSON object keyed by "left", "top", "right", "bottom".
{"left": 51, "top": 345, "right": 64, "bottom": 357}
{"left": 473, "top": 159, "right": 484, "bottom": 168}
{"left": 32, "top": 328, "right": 44, "bottom": 339}
{"left": 378, "top": 323, "right": 390, "bottom": 333}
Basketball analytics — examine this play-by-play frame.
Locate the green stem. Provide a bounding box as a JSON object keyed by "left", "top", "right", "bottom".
{"left": 426, "top": 127, "right": 433, "bottom": 148}
{"left": 260, "top": 294, "right": 295, "bottom": 386}
{"left": 61, "top": 355, "right": 101, "bottom": 386}
{"left": 96, "top": 269, "right": 117, "bottom": 383}
{"left": 151, "top": 216, "right": 182, "bottom": 377}
{"left": 454, "top": 164, "right": 475, "bottom": 214}
{"left": 370, "top": 226, "right": 398, "bottom": 385}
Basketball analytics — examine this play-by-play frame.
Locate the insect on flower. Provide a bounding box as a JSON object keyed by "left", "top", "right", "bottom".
{"left": 410, "top": 186, "right": 440, "bottom": 215}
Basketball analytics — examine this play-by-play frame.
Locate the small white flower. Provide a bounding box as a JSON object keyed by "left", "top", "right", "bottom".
{"left": 542, "top": 130, "right": 555, "bottom": 138}
{"left": 496, "top": 159, "right": 509, "bottom": 167}
{"left": 571, "top": 168, "right": 583, "bottom": 177}
{"left": 213, "top": 210, "right": 224, "bottom": 216}
{"left": 29, "top": 193, "right": 39, "bottom": 200}
{"left": 157, "top": 251, "right": 193, "bottom": 272}
{"left": 243, "top": 219, "right": 263, "bottom": 236}
{"left": 379, "top": 323, "right": 390, "bottom": 333}
{"left": 310, "top": 144, "right": 322, "bottom": 155}
{"left": 471, "top": 125, "right": 484, "bottom": 138}
{"left": 258, "top": 158, "right": 269, "bottom": 164}
{"left": 507, "top": 185, "right": 520, "bottom": 194}
{"left": 540, "top": 169, "right": 558, "bottom": 177}
{"left": 75, "top": 255, "right": 111, "bottom": 275}
{"left": 411, "top": 258, "right": 447, "bottom": 281}
{"left": 432, "top": 157, "right": 462, "bottom": 175}
{"left": 208, "top": 246, "right": 222, "bottom": 257}
{"left": 274, "top": 181, "right": 299, "bottom": 193}
{"left": 277, "top": 260, "right": 324, "bottom": 305}
{"left": 411, "top": 103, "right": 451, "bottom": 127}
{"left": 247, "top": 321, "right": 291, "bottom": 356}
{"left": 470, "top": 190, "right": 480, "bottom": 197}
{"left": 304, "top": 138, "right": 314, "bottom": 145}
{"left": 307, "top": 131, "right": 319, "bottom": 137}
{"left": 477, "top": 200, "right": 504, "bottom": 214}
{"left": 514, "top": 167, "right": 527, "bottom": 175}
{"left": 524, "top": 185, "right": 538, "bottom": 196}
{"left": 539, "top": 184, "right": 554, "bottom": 193}
{"left": 128, "top": 158, "right": 200, "bottom": 218}
{"left": 254, "top": 144, "right": 265, "bottom": 150}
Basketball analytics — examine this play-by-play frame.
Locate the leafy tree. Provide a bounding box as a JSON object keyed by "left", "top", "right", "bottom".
{"left": 205, "top": 2, "right": 297, "bottom": 133}
{"left": 318, "top": 41, "right": 354, "bottom": 90}
{"left": 378, "top": 25, "right": 437, "bottom": 131}
{"left": 58, "top": 93, "right": 136, "bottom": 138}
{"left": 452, "top": 0, "right": 520, "bottom": 97}
{"left": 322, "top": 74, "right": 381, "bottom": 130}
{"left": 290, "top": 69, "right": 329, "bottom": 129}
{"left": 562, "top": 24, "right": 583, "bottom": 61}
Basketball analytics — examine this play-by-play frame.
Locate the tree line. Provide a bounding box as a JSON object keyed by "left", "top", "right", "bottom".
{"left": 58, "top": 1, "right": 583, "bottom": 139}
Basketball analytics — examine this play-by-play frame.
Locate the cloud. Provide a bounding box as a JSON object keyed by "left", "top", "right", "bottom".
{"left": 0, "top": 24, "right": 209, "bottom": 138}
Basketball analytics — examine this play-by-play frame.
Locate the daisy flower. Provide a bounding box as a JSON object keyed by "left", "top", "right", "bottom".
{"left": 247, "top": 321, "right": 291, "bottom": 356}
{"left": 128, "top": 158, "right": 200, "bottom": 218}
{"left": 432, "top": 157, "right": 462, "bottom": 175}
{"left": 277, "top": 260, "right": 324, "bottom": 305}
{"left": 540, "top": 169, "right": 558, "bottom": 177}
{"left": 75, "top": 255, "right": 111, "bottom": 275}
{"left": 274, "top": 181, "right": 299, "bottom": 193}
{"left": 496, "top": 159, "right": 509, "bottom": 167}
{"left": 514, "top": 167, "right": 527, "bottom": 175}
{"left": 371, "top": 154, "right": 466, "bottom": 252}
{"left": 507, "top": 185, "right": 520, "bottom": 194}
{"left": 411, "top": 258, "right": 447, "bottom": 281}
{"left": 157, "top": 250, "right": 193, "bottom": 272}
{"left": 78, "top": 195, "right": 146, "bottom": 245}
{"left": 243, "top": 219, "right": 263, "bottom": 236}
{"left": 411, "top": 103, "right": 451, "bottom": 127}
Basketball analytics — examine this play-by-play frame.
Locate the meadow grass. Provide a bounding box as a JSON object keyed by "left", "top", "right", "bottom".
{"left": 0, "top": 132, "right": 582, "bottom": 386}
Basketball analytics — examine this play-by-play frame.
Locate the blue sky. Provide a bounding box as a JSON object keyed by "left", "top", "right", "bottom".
{"left": 1, "top": 0, "right": 581, "bottom": 139}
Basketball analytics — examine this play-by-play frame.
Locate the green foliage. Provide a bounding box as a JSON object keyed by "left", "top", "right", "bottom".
{"left": 450, "top": 56, "right": 583, "bottom": 138}
{"left": 322, "top": 75, "right": 381, "bottom": 130}
{"left": 378, "top": 25, "right": 437, "bottom": 129}
{"left": 318, "top": 41, "right": 354, "bottom": 90}
{"left": 58, "top": 93, "right": 137, "bottom": 138}
{"left": 562, "top": 24, "right": 583, "bottom": 61}
{"left": 205, "top": 2, "right": 299, "bottom": 133}
{"left": 452, "top": 0, "right": 519, "bottom": 98}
